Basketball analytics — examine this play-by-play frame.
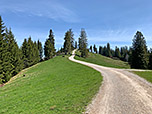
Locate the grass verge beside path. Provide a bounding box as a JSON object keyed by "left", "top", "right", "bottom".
{"left": 0, "top": 56, "right": 102, "bottom": 114}
{"left": 133, "top": 71, "right": 152, "bottom": 83}
{"left": 75, "top": 52, "right": 130, "bottom": 69}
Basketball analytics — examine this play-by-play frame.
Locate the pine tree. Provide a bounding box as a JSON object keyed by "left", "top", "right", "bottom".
{"left": 69, "top": 29, "right": 74, "bottom": 50}
{"left": 0, "top": 16, "right": 5, "bottom": 83}
{"left": 99, "top": 46, "right": 103, "bottom": 55}
{"left": 107, "top": 43, "right": 112, "bottom": 57}
{"left": 90, "top": 45, "right": 93, "bottom": 52}
{"left": 63, "top": 30, "right": 71, "bottom": 54}
{"left": 115, "top": 46, "right": 121, "bottom": 58}
{"left": 37, "top": 40, "right": 43, "bottom": 61}
{"left": 44, "top": 29, "right": 55, "bottom": 59}
{"left": 75, "top": 41, "right": 77, "bottom": 49}
{"left": 93, "top": 44, "right": 97, "bottom": 53}
{"left": 131, "top": 31, "right": 148, "bottom": 69}
{"left": 5, "top": 28, "right": 23, "bottom": 76}
{"left": 78, "top": 29, "right": 88, "bottom": 57}
{"left": 103, "top": 46, "right": 107, "bottom": 56}
{"left": 21, "top": 39, "right": 29, "bottom": 68}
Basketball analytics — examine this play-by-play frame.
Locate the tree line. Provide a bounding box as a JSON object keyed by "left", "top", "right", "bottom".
{"left": 0, "top": 16, "right": 88, "bottom": 84}
{"left": 89, "top": 31, "right": 152, "bottom": 69}
{"left": 1, "top": 15, "right": 151, "bottom": 84}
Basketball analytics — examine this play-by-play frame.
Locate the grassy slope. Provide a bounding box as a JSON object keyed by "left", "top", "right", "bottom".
{"left": 133, "top": 71, "right": 152, "bottom": 83}
{"left": 75, "top": 52, "right": 130, "bottom": 69}
{"left": 0, "top": 56, "right": 102, "bottom": 114}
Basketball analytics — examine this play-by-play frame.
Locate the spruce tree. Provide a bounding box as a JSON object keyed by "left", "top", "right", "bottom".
{"left": 107, "top": 43, "right": 112, "bottom": 57}
{"left": 90, "top": 45, "right": 93, "bottom": 52}
{"left": 44, "top": 29, "right": 55, "bottom": 59}
{"left": 0, "top": 16, "right": 5, "bottom": 83}
{"left": 63, "top": 30, "right": 71, "bottom": 54}
{"left": 37, "top": 40, "right": 43, "bottom": 61}
{"left": 75, "top": 41, "right": 77, "bottom": 49}
{"left": 131, "top": 31, "right": 148, "bottom": 69}
{"left": 115, "top": 46, "right": 121, "bottom": 58}
{"left": 78, "top": 29, "right": 88, "bottom": 57}
{"left": 99, "top": 46, "right": 103, "bottom": 55}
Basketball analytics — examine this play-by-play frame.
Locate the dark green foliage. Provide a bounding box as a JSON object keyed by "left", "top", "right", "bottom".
{"left": 63, "top": 30, "right": 72, "bottom": 54}
{"left": 90, "top": 45, "right": 93, "bottom": 52}
{"left": 107, "top": 43, "right": 112, "bottom": 57}
{"left": 115, "top": 46, "right": 121, "bottom": 58}
{"left": 99, "top": 46, "right": 102, "bottom": 54}
{"left": 102, "top": 46, "right": 107, "bottom": 56}
{"left": 21, "top": 37, "right": 39, "bottom": 68}
{"left": 78, "top": 29, "right": 88, "bottom": 58}
{"left": 0, "top": 16, "right": 24, "bottom": 83}
{"left": 63, "top": 29, "right": 74, "bottom": 54}
{"left": 131, "top": 31, "right": 148, "bottom": 69}
{"left": 44, "top": 29, "right": 55, "bottom": 59}
{"left": 93, "top": 44, "right": 97, "bottom": 53}
{"left": 37, "top": 40, "right": 43, "bottom": 61}
{"left": 75, "top": 41, "right": 77, "bottom": 49}
{"left": 148, "top": 49, "right": 152, "bottom": 69}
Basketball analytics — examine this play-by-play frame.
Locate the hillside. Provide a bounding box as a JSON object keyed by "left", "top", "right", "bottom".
{"left": 0, "top": 56, "right": 102, "bottom": 114}
{"left": 75, "top": 51, "right": 130, "bottom": 69}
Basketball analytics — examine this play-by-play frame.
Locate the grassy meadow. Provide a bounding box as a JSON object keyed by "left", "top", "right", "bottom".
{"left": 75, "top": 51, "right": 130, "bottom": 69}
{"left": 0, "top": 56, "right": 102, "bottom": 114}
{"left": 133, "top": 71, "right": 152, "bottom": 83}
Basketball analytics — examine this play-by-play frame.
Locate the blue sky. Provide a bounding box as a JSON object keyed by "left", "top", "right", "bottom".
{"left": 0, "top": 0, "right": 152, "bottom": 49}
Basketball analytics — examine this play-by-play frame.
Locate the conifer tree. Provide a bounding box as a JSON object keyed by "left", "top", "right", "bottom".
{"left": 75, "top": 41, "right": 77, "bottom": 49}
{"left": 44, "top": 29, "right": 55, "bottom": 59}
{"left": 64, "top": 30, "right": 71, "bottom": 54}
{"left": 115, "top": 46, "right": 121, "bottom": 58}
{"left": 37, "top": 40, "right": 43, "bottom": 61}
{"left": 90, "top": 45, "right": 93, "bottom": 52}
{"left": 93, "top": 44, "right": 97, "bottom": 53}
{"left": 78, "top": 29, "right": 88, "bottom": 57}
{"left": 99, "top": 46, "right": 103, "bottom": 55}
{"left": 0, "top": 16, "right": 5, "bottom": 83}
{"left": 107, "top": 43, "right": 112, "bottom": 57}
{"left": 131, "top": 31, "right": 148, "bottom": 69}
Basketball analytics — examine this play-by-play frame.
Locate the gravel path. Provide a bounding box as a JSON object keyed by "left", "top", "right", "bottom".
{"left": 69, "top": 50, "right": 152, "bottom": 114}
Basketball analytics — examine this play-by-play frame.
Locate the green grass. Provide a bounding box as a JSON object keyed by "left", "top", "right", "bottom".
{"left": 75, "top": 51, "right": 130, "bottom": 69}
{"left": 0, "top": 56, "right": 102, "bottom": 114}
{"left": 133, "top": 71, "right": 152, "bottom": 83}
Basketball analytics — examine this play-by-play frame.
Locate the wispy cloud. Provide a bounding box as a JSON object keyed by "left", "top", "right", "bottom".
{"left": 0, "top": 0, "right": 80, "bottom": 23}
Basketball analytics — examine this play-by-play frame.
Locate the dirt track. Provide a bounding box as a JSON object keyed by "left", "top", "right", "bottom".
{"left": 69, "top": 50, "right": 152, "bottom": 114}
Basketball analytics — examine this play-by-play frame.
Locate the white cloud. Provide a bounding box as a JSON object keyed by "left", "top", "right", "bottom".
{"left": 0, "top": 0, "right": 80, "bottom": 23}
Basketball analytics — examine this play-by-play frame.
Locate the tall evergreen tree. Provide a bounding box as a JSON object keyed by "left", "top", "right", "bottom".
{"left": 99, "top": 46, "right": 103, "bottom": 55}
{"left": 78, "top": 29, "right": 88, "bottom": 57}
{"left": 131, "top": 31, "right": 148, "bottom": 69}
{"left": 93, "top": 44, "right": 97, "bottom": 53}
{"left": 0, "top": 16, "right": 5, "bottom": 83}
{"left": 75, "top": 41, "right": 77, "bottom": 49}
{"left": 115, "top": 46, "right": 121, "bottom": 58}
{"left": 37, "top": 40, "right": 43, "bottom": 61}
{"left": 107, "top": 43, "right": 112, "bottom": 57}
{"left": 44, "top": 29, "right": 55, "bottom": 59}
{"left": 63, "top": 30, "right": 71, "bottom": 54}
{"left": 90, "top": 45, "right": 93, "bottom": 52}
{"left": 5, "top": 28, "right": 23, "bottom": 76}
{"left": 69, "top": 29, "right": 74, "bottom": 50}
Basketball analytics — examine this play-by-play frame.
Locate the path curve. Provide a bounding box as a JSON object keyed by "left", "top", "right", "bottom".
{"left": 69, "top": 50, "right": 152, "bottom": 114}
